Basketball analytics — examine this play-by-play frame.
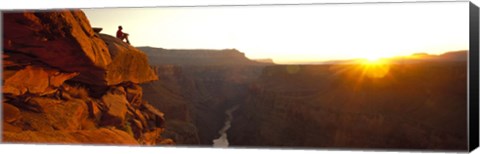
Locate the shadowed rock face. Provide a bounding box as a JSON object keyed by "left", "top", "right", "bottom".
{"left": 2, "top": 10, "right": 170, "bottom": 146}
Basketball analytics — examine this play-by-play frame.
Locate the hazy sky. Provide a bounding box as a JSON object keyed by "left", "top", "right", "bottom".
{"left": 83, "top": 2, "right": 469, "bottom": 64}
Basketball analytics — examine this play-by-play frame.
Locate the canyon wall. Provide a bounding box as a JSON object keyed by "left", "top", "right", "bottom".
{"left": 140, "top": 47, "right": 266, "bottom": 145}
{"left": 139, "top": 44, "right": 468, "bottom": 150}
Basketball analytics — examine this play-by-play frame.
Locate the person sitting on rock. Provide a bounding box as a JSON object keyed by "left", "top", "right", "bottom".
{"left": 116, "top": 25, "right": 130, "bottom": 44}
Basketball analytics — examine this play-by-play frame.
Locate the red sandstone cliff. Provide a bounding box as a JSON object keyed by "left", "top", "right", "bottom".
{"left": 3, "top": 10, "right": 157, "bottom": 86}
{"left": 2, "top": 10, "right": 170, "bottom": 145}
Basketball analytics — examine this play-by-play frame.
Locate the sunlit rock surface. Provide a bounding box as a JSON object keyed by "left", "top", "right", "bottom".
{"left": 3, "top": 11, "right": 157, "bottom": 86}
{"left": 2, "top": 10, "right": 171, "bottom": 146}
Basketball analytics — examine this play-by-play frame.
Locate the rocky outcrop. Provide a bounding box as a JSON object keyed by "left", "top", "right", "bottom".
{"left": 99, "top": 34, "right": 158, "bottom": 85}
{"left": 3, "top": 81, "right": 172, "bottom": 145}
{"left": 3, "top": 65, "right": 79, "bottom": 96}
{"left": 2, "top": 10, "right": 170, "bottom": 146}
{"left": 100, "top": 89, "right": 129, "bottom": 127}
{"left": 3, "top": 10, "right": 157, "bottom": 86}
{"left": 3, "top": 11, "right": 111, "bottom": 85}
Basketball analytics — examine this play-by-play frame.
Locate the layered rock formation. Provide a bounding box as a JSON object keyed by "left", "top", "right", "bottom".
{"left": 229, "top": 57, "right": 468, "bottom": 150}
{"left": 2, "top": 10, "right": 170, "bottom": 145}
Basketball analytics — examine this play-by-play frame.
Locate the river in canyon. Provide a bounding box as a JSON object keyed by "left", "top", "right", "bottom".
{"left": 212, "top": 105, "right": 239, "bottom": 147}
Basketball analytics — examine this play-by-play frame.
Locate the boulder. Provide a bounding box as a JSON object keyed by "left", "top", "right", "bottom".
{"left": 3, "top": 128, "right": 139, "bottom": 145}
{"left": 2, "top": 66, "right": 78, "bottom": 96}
{"left": 142, "top": 103, "right": 165, "bottom": 128}
{"left": 19, "top": 97, "right": 88, "bottom": 131}
{"left": 3, "top": 103, "right": 21, "bottom": 123}
{"left": 139, "top": 128, "right": 164, "bottom": 145}
{"left": 100, "top": 92, "right": 128, "bottom": 127}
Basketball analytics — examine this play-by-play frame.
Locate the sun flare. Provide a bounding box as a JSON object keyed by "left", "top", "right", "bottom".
{"left": 359, "top": 58, "right": 391, "bottom": 78}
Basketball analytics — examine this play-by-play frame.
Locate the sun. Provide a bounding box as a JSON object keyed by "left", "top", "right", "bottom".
{"left": 365, "top": 57, "right": 381, "bottom": 63}
{"left": 362, "top": 53, "right": 385, "bottom": 62}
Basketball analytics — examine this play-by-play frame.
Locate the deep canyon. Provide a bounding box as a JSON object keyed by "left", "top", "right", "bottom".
{"left": 139, "top": 46, "right": 468, "bottom": 150}
{"left": 1, "top": 9, "right": 469, "bottom": 151}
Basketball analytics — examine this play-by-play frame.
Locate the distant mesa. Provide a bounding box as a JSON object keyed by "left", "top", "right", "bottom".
{"left": 253, "top": 58, "right": 275, "bottom": 64}
{"left": 411, "top": 52, "right": 431, "bottom": 57}
{"left": 398, "top": 50, "right": 467, "bottom": 62}
{"left": 137, "top": 46, "right": 273, "bottom": 66}
{"left": 436, "top": 50, "right": 468, "bottom": 61}
{"left": 319, "top": 50, "right": 468, "bottom": 65}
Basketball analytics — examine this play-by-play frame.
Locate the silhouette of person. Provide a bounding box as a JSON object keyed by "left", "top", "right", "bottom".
{"left": 116, "top": 26, "right": 130, "bottom": 44}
